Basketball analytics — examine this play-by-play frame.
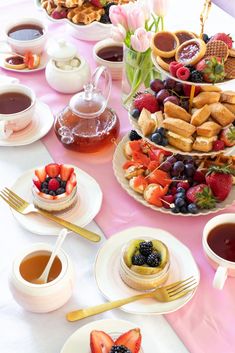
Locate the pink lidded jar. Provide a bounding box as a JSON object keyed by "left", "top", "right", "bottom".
{"left": 9, "top": 242, "right": 75, "bottom": 313}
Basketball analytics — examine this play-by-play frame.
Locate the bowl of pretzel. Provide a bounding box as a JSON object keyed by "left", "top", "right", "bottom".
{"left": 35, "top": 0, "right": 130, "bottom": 41}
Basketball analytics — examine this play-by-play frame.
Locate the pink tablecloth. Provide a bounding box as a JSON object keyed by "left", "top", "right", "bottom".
{"left": 1, "top": 2, "right": 235, "bottom": 353}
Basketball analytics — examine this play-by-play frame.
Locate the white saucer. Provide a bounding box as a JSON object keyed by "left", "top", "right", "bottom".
{"left": 10, "top": 166, "right": 103, "bottom": 235}
{"left": 0, "top": 100, "right": 53, "bottom": 147}
{"left": 95, "top": 226, "right": 200, "bottom": 315}
{"left": 61, "top": 319, "right": 146, "bottom": 353}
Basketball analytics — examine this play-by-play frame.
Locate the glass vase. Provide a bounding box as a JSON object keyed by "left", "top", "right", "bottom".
{"left": 121, "top": 45, "right": 161, "bottom": 110}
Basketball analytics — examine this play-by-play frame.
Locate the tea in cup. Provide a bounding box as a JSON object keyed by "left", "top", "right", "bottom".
{"left": 202, "top": 213, "right": 235, "bottom": 289}
{"left": 0, "top": 83, "right": 36, "bottom": 139}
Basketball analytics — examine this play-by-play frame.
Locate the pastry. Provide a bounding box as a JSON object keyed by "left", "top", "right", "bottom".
{"left": 175, "top": 38, "right": 206, "bottom": 66}
{"left": 166, "top": 131, "right": 193, "bottom": 152}
{"left": 200, "top": 85, "right": 222, "bottom": 93}
{"left": 223, "top": 103, "right": 235, "bottom": 114}
{"left": 224, "top": 57, "right": 235, "bottom": 79}
{"left": 205, "top": 40, "right": 229, "bottom": 61}
{"left": 138, "top": 108, "right": 157, "bottom": 136}
{"left": 229, "top": 48, "right": 235, "bottom": 57}
{"left": 174, "top": 30, "right": 196, "bottom": 44}
{"left": 163, "top": 117, "right": 196, "bottom": 137}
{"left": 155, "top": 55, "right": 176, "bottom": 72}
{"left": 125, "top": 166, "right": 145, "bottom": 180}
{"left": 4, "top": 55, "right": 26, "bottom": 70}
{"left": 192, "top": 92, "right": 220, "bottom": 108}
{"left": 164, "top": 101, "right": 191, "bottom": 122}
{"left": 129, "top": 175, "right": 148, "bottom": 193}
{"left": 209, "top": 102, "right": 235, "bottom": 126}
{"left": 196, "top": 121, "right": 222, "bottom": 137}
{"left": 67, "top": 2, "right": 104, "bottom": 24}
{"left": 123, "top": 141, "right": 134, "bottom": 159}
{"left": 220, "top": 91, "right": 235, "bottom": 104}
{"left": 32, "top": 163, "right": 77, "bottom": 212}
{"left": 154, "top": 110, "right": 164, "bottom": 128}
{"left": 151, "top": 31, "right": 179, "bottom": 58}
{"left": 190, "top": 104, "right": 211, "bottom": 126}
{"left": 192, "top": 136, "right": 217, "bottom": 152}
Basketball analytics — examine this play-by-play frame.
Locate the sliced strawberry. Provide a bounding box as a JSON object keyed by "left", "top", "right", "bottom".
{"left": 33, "top": 177, "right": 41, "bottom": 191}
{"left": 129, "top": 140, "right": 142, "bottom": 153}
{"left": 123, "top": 161, "right": 141, "bottom": 170}
{"left": 69, "top": 172, "right": 77, "bottom": 186}
{"left": 45, "top": 163, "right": 60, "bottom": 178}
{"left": 90, "top": 330, "right": 114, "bottom": 353}
{"left": 115, "top": 328, "right": 142, "bottom": 353}
{"left": 38, "top": 192, "right": 54, "bottom": 200}
{"left": 65, "top": 180, "right": 74, "bottom": 194}
{"left": 60, "top": 164, "right": 74, "bottom": 181}
{"left": 35, "top": 167, "right": 47, "bottom": 182}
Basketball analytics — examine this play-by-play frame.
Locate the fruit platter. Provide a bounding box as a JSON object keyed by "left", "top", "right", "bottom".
{"left": 113, "top": 133, "right": 235, "bottom": 216}
{"left": 128, "top": 81, "right": 235, "bottom": 155}
{"left": 151, "top": 30, "right": 235, "bottom": 85}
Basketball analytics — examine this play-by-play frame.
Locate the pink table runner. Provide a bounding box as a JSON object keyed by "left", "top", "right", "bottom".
{"left": 1, "top": 2, "right": 235, "bottom": 353}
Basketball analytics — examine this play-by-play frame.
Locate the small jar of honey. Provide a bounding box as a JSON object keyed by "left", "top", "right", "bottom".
{"left": 9, "top": 242, "right": 75, "bottom": 313}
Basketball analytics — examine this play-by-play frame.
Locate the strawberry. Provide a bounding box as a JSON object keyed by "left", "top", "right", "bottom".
{"left": 206, "top": 165, "right": 234, "bottom": 201}
{"left": 212, "top": 140, "right": 225, "bottom": 151}
{"left": 196, "top": 57, "right": 225, "bottom": 83}
{"left": 90, "top": 330, "right": 114, "bottom": 353}
{"left": 193, "top": 171, "right": 206, "bottom": 184}
{"left": 65, "top": 180, "right": 74, "bottom": 194}
{"left": 90, "top": 0, "right": 108, "bottom": 8}
{"left": 209, "top": 33, "right": 233, "bottom": 49}
{"left": 35, "top": 167, "right": 47, "bottom": 182}
{"left": 33, "top": 177, "right": 41, "bottom": 191}
{"left": 48, "top": 178, "right": 60, "bottom": 191}
{"left": 169, "top": 61, "right": 183, "bottom": 77}
{"left": 45, "top": 163, "right": 60, "bottom": 177}
{"left": 133, "top": 93, "right": 159, "bottom": 113}
{"left": 220, "top": 126, "right": 235, "bottom": 147}
{"left": 186, "top": 184, "right": 216, "bottom": 209}
{"left": 176, "top": 67, "right": 190, "bottom": 81}
{"left": 115, "top": 328, "right": 142, "bottom": 353}
{"left": 69, "top": 172, "right": 77, "bottom": 186}
{"left": 60, "top": 164, "right": 74, "bottom": 181}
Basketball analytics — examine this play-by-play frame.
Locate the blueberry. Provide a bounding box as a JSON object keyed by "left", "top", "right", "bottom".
{"left": 41, "top": 188, "right": 49, "bottom": 194}
{"left": 175, "top": 197, "right": 185, "bottom": 207}
{"left": 176, "top": 187, "right": 185, "bottom": 193}
{"left": 180, "top": 206, "right": 188, "bottom": 214}
{"left": 131, "top": 108, "right": 140, "bottom": 119}
{"left": 41, "top": 182, "right": 48, "bottom": 189}
{"left": 49, "top": 190, "right": 56, "bottom": 196}
{"left": 157, "top": 127, "right": 166, "bottom": 136}
{"left": 187, "top": 203, "right": 199, "bottom": 214}
{"left": 56, "top": 187, "right": 65, "bottom": 195}
{"left": 175, "top": 192, "right": 185, "bottom": 199}
{"left": 151, "top": 132, "right": 162, "bottom": 144}
{"left": 160, "top": 137, "right": 168, "bottom": 146}
{"left": 171, "top": 206, "right": 180, "bottom": 213}
{"left": 61, "top": 181, "right": 66, "bottom": 188}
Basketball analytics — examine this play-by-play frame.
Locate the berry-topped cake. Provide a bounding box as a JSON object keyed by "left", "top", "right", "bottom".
{"left": 120, "top": 238, "right": 170, "bottom": 291}
{"left": 32, "top": 163, "right": 77, "bottom": 212}
{"left": 90, "top": 328, "right": 141, "bottom": 353}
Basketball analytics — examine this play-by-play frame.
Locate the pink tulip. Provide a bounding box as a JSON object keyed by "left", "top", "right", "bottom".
{"left": 127, "top": 7, "right": 145, "bottom": 32}
{"left": 136, "top": 0, "right": 152, "bottom": 21}
{"left": 131, "top": 28, "right": 152, "bottom": 52}
{"left": 111, "top": 24, "right": 127, "bottom": 43}
{"left": 152, "top": 0, "right": 168, "bottom": 17}
{"left": 109, "top": 5, "right": 128, "bottom": 29}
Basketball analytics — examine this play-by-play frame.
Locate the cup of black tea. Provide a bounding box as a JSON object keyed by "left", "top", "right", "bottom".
{"left": 203, "top": 213, "right": 235, "bottom": 289}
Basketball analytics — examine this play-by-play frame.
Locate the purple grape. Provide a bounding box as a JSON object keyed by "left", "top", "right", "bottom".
{"left": 156, "top": 89, "right": 170, "bottom": 104}
{"left": 166, "top": 156, "right": 177, "bottom": 164}
{"left": 185, "top": 164, "right": 195, "bottom": 177}
{"left": 174, "top": 82, "right": 183, "bottom": 94}
{"left": 173, "top": 161, "right": 185, "bottom": 174}
{"left": 160, "top": 161, "right": 172, "bottom": 172}
{"left": 163, "top": 96, "right": 180, "bottom": 106}
{"left": 150, "top": 79, "right": 164, "bottom": 93}
{"left": 164, "top": 78, "right": 176, "bottom": 90}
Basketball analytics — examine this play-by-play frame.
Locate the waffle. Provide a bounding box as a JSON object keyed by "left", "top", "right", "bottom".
{"left": 67, "top": 2, "right": 104, "bottom": 24}
{"left": 41, "top": 0, "right": 57, "bottom": 14}
{"left": 54, "top": 0, "right": 84, "bottom": 7}
{"left": 205, "top": 40, "right": 229, "bottom": 61}
{"left": 229, "top": 48, "right": 235, "bottom": 58}
{"left": 224, "top": 57, "right": 235, "bottom": 79}
{"left": 199, "top": 154, "right": 235, "bottom": 170}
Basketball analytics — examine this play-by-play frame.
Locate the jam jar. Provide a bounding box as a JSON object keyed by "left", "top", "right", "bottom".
{"left": 54, "top": 66, "right": 120, "bottom": 152}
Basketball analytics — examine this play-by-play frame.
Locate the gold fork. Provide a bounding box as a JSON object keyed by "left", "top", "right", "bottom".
{"left": 67, "top": 276, "right": 198, "bottom": 321}
{"left": 0, "top": 187, "right": 101, "bottom": 242}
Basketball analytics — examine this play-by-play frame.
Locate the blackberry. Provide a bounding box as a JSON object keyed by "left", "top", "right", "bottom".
{"left": 202, "top": 33, "right": 210, "bottom": 43}
{"left": 146, "top": 252, "right": 161, "bottom": 267}
{"left": 132, "top": 253, "right": 146, "bottom": 266}
{"left": 185, "top": 65, "right": 195, "bottom": 73}
{"left": 41, "top": 182, "right": 48, "bottom": 189}
{"left": 190, "top": 70, "right": 203, "bottom": 83}
{"left": 110, "top": 345, "right": 132, "bottom": 353}
{"left": 104, "top": 2, "right": 115, "bottom": 15}
{"left": 49, "top": 190, "right": 56, "bottom": 196}
{"left": 41, "top": 188, "right": 49, "bottom": 194}
{"left": 100, "top": 14, "right": 111, "bottom": 24}
{"left": 129, "top": 130, "right": 141, "bottom": 141}
{"left": 139, "top": 241, "right": 153, "bottom": 256}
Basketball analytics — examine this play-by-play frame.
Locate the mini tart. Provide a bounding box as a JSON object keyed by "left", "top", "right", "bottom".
{"left": 151, "top": 31, "right": 179, "bottom": 58}
{"left": 156, "top": 55, "right": 176, "bottom": 72}
{"left": 174, "top": 30, "right": 196, "bottom": 44}
{"left": 175, "top": 38, "right": 206, "bottom": 66}
{"left": 4, "top": 55, "right": 26, "bottom": 70}
{"left": 120, "top": 238, "right": 170, "bottom": 291}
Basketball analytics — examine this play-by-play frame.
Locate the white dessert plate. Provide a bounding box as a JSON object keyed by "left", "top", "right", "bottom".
{"left": 113, "top": 134, "right": 235, "bottom": 216}
{"left": 151, "top": 52, "right": 235, "bottom": 86}
{"left": 95, "top": 226, "right": 200, "bottom": 315}
{"left": 61, "top": 319, "right": 146, "bottom": 353}
{"left": 0, "top": 43, "right": 49, "bottom": 73}
{"left": 0, "top": 100, "right": 53, "bottom": 147}
{"left": 10, "top": 166, "right": 102, "bottom": 235}
{"left": 129, "top": 114, "right": 235, "bottom": 157}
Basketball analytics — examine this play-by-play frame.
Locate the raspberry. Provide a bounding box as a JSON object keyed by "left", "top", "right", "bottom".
{"left": 133, "top": 93, "right": 159, "bottom": 113}
{"left": 48, "top": 178, "right": 60, "bottom": 191}
{"left": 212, "top": 140, "right": 225, "bottom": 151}
{"left": 176, "top": 67, "right": 190, "bottom": 81}
{"left": 169, "top": 61, "right": 183, "bottom": 77}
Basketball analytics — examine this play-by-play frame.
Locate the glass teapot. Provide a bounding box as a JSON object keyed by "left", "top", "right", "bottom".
{"left": 54, "top": 66, "right": 120, "bottom": 153}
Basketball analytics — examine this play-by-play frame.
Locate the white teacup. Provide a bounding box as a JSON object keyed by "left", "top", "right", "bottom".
{"left": 5, "top": 18, "right": 47, "bottom": 55}
{"left": 0, "top": 83, "right": 36, "bottom": 139}
{"left": 202, "top": 213, "right": 235, "bottom": 290}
